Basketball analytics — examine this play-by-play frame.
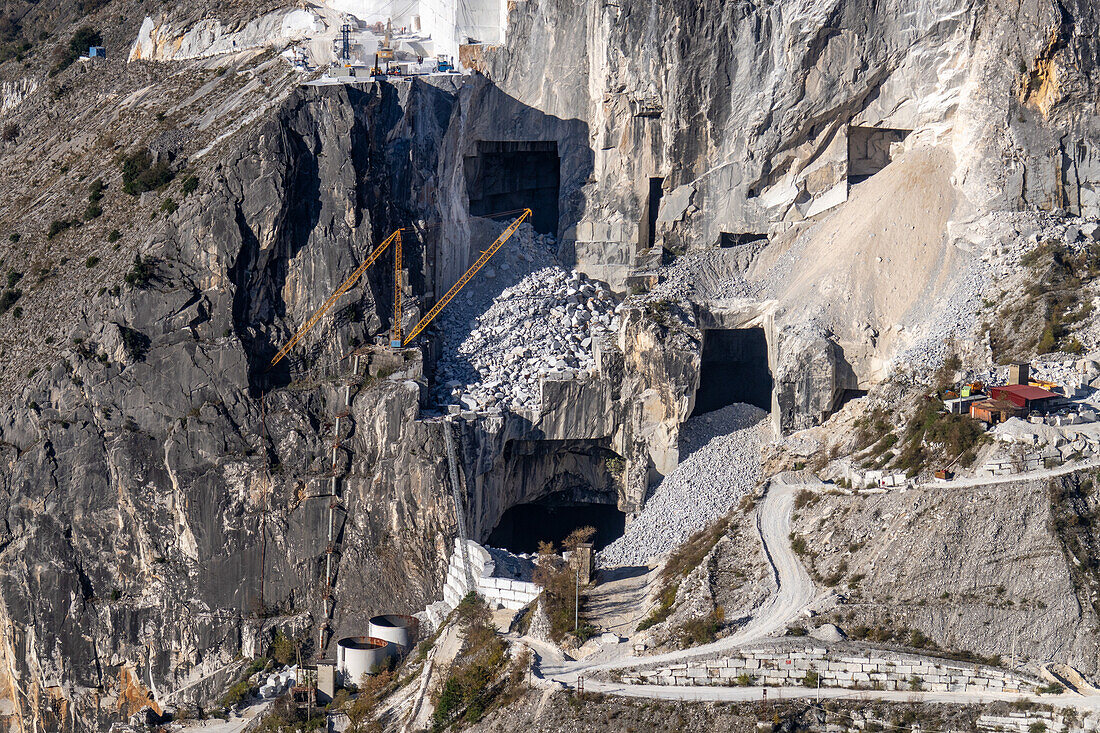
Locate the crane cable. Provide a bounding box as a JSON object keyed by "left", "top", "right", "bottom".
{"left": 402, "top": 209, "right": 531, "bottom": 345}
{"left": 268, "top": 229, "right": 402, "bottom": 368}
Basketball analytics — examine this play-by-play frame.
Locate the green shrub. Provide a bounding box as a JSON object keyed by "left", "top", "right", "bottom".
{"left": 84, "top": 256, "right": 100, "bottom": 268}
{"left": 804, "top": 669, "right": 820, "bottom": 687}
{"left": 431, "top": 595, "right": 511, "bottom": 729}
{"left": 119, "top": 149, "right": 173, "bottom": 195}
{"left": 51, "top": 27, "right": 101, "bottom": 75}
{"left": 181, "top": 174, "right": 199, "bottom": 196}
{"left": 124, "top": 254, "right": 153, "bottom": 288}
{"left": 160, "top": 197, "right": 177, "bottom": 214}
{"left": 675, "top": 608, "right": 723, "bottom": 647}
{"left": 0, "top": 288, "right": 21, "bottom": 315}
{"left": 47, "top": 218, "right": 78, "bottom": 239}
{"left": 790, "top": 534, "right": 808, "bottom": 555}
{"left": 6, "top": 270, "right": 21, "bottom": 288}
{"left": 636, "top": 583, "right": 677, "bottom": 631}
{"left": 269, "top": 631, "right": 296, "bottom": 666}
{"left": 8, "top": 232, "right": 18, "bottom": 242}
{"left": 107, "top": 229, "right": 121, "bottom": 243}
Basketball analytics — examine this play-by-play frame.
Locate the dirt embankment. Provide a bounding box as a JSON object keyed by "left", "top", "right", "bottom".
{"left": 787, "top": 474, "right": 1100, "bottom": 674}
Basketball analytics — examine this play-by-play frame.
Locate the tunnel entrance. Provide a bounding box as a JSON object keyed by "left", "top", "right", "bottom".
{"left": 847, "top": 126, "right": 911, "bottom": 185}
{"left": 716, "top": 232, "right": 768, "bottom": 248}
{"left": 639, "top": 176, "right": 664, "bottom": 250}
{"left": 693, "top": 327, "right": 772, "bottom": 416}
{"left": 487, "top": 492, "right": 625, "bottom": 554}
{"left": 466, "top": 140, "right": 560, "bottom": 234}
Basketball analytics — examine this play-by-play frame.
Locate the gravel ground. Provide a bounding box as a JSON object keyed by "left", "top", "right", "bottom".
{"left": 429, "top": 225, "right": 621, "bottom": 413}
{"left": 598, "top": 403, "right": 768, "bottom": 567}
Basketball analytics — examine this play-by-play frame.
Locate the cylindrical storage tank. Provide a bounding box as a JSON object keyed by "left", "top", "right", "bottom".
{"left": 336, "top": 636, "right": 390, "bottom": 686}
{"left": 368, "top": 615, "right": 420, "bottom": 656}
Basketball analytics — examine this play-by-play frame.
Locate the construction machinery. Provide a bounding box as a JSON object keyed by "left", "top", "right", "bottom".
{"left": 269, "top": 207, "right": 532, "bottom": 365}
{"left": 377, "top": 19, "right": 395, "bottom": 61}
{"left": 402, "top": 209, "right": 531, "bottom": 345}
{"left": 268, "top": 229, "right": 401, "bottom": 368}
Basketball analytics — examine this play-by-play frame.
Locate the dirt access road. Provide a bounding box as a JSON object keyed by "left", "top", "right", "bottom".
{"left": 528, "top": 472, "right": 818, "bottom": 683}
{"left": 527, "top": 471, "right": 1100, "bottom": 714}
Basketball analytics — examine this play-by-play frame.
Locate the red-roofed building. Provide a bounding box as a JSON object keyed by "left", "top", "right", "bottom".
{"left": 989, "top": 384, "right": 1060, "bottom": 412}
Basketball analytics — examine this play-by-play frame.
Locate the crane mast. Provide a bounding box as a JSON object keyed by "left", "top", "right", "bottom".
{"left": 391, "top": 230, "right": 403, "bottom": 347}
{"left": 268, "top": 228, "right": 401, "bottom": 368}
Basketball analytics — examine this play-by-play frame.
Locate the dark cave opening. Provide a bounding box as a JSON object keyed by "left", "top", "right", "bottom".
{"left": 487, "top": 492, "right": 626, "bottom": 554}
{"left": 639, "top": 176, "right": 663, "bottom": 250}
{"left": 466, "top": 140, "right": 560, "bottom": 234}
{"left": 717, "top": 232, "right": 768, "bottom": 248}
{"left": 692, "top": 327, "right": 773, "bottom": 416}
{"left": 847, "top": 126, "right": 911, "bottom": 185}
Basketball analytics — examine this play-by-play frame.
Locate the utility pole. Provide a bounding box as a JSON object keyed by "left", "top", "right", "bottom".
{"left": 574, "top": 564, "right": 579, "bottom": 632}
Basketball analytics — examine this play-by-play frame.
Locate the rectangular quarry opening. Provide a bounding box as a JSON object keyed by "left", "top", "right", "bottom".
{"left": 693, "top": 327, "right": 772, "bottom": 416}
{"left": 717, "top": 232, "right": 768, "bottom": 248}
{"left": 466, "top": 140, "right": 560, "bottom": 235}
{"left": 847, "top": 126, "right": 911, "bottom": 185}
{"left": 639, "top": 176, "right": 664, "bottom": 250}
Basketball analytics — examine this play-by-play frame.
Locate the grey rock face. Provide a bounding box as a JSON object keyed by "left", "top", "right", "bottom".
{"left": 0, "top": 80, "right": 464, "bottom": 730}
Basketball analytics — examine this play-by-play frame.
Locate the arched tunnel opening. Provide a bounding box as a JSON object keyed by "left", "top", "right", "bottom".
{"left": 693, "top": 327, "right": 773, "bottom": 416}
{"left": 484, "top": 441, "right": 626, "bottom": 554}
{"left": 487, "top": 492, "right": 626, "bottom": 554}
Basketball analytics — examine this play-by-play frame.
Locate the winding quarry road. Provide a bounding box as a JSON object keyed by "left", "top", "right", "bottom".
{"left": 529, "top": 474, "right": 818, "bottom": 683}
{"left": 523, "top": 472, "right": 1100, "bottom": 714}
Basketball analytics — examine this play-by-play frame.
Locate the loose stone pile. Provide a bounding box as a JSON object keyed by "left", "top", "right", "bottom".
{"left": 598, "top": 403, "right": 767, "bottom": 567}
{"left": 431, "top": 226, "right": 621, "bottom": 413}
{"left": 640, "top": 248, "right": 762, "bottom": 304}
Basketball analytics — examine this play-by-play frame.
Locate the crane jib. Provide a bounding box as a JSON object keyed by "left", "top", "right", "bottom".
{"left": 403, "top": 209, "right": 531, "bottom": 345}
{"left": 268, "top": 229, "right": 401, "bottom": 368}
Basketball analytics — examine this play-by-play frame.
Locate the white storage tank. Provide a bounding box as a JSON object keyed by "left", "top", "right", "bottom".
{"left": 336, "top": 636, "right": 390, "bottom": 686}
{"left": 368, "top": 615, "right": 419, "bottom": 656}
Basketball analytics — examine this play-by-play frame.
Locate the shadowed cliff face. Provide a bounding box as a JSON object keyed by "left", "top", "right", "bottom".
{"left": 0, "top": 80, "right": 466, "bottom": 731}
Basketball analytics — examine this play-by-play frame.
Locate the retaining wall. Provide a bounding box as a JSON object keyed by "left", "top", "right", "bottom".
{"left": 622, "top": 645, "right": 1042, "bottom": 694}
{"left": 441, "top": 538, "right": 540, "bottom": 611}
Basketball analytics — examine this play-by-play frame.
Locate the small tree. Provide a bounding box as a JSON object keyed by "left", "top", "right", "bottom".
{"left": 531, "top": 527, "right": 596, "bottom": 642}
{"left": 269, "top": 631, "right": 296, "bottom": 666}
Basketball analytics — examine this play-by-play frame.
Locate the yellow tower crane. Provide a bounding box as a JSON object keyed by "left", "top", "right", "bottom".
{"left": 391, "top": 229, "right": 403, "bottom": 347}
{"left": 402, "top": 208, "right": 531, "bottom": 345}
{"left": 268, "top": 207, "right": 533, "bottom": 365}
{"left": 268, "top": 228, "right": 402, "bottom": 368}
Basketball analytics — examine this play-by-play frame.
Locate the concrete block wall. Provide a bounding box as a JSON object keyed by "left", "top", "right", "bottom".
{"left": 623, "top": 646, "right": 1042, "bottom": 695}
{"left": 978, "top": 711, "right": 1100, "bottom": 732}
{"left": 848, "top": 468, "right": 912, "bottom": 489}
{"left": 441, "top": 539, "right": 540, "bottom": 611}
